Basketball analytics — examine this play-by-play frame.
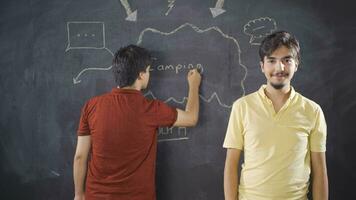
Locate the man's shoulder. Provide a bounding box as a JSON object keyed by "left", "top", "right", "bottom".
{"left": 231, "top": 90, "right": 260, "bottom": 108}
{"left": 88, "top": 92, "right": 111, "bottom": 102}
{"left": 295, "top": 92, "right": 322, "bottom": 111}
{"left": 81, "top": 91, "right": 116, "bottom": 109}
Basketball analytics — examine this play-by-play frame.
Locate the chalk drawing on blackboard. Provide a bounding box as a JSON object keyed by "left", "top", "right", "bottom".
{"left": 152, "top": 63, "right": 204, "bottom": 74}
{"left": 65, "top": 21, "right": 114, "bottom": 55}
{"left": 50, "top": 170, "right": 60, "bottom": 177}
{"left": 144, "top": 91, "right": 189, "bottom": 142}
{"left": 146, "top": 88, "right": 231, "bottom": 142}
{"left": 210, "top": 0, "right": 226, "bottom": 18}
{"left": 65, "top": 21, "right": 114, "bottom": 84}
{"left": 165, "top": 0, "right": 176, "bottom": 16}
{"left": 145, "top": 89, "right": 231, "bottom": 109}
{"left": 243, "top": 17, "right": 277, "bottom": 45}
{"left": 66, "top": 22, "right": 104, "bottom": 51}
{"left": 73, "top": 65, "right": 113, "bottom": 84}
{"left": 138, "top": 23, "right": 247, "bottom": 108}
{"left": 119, "top": 0, "right": 137, "bottom": 22}
{"left": 158, "top": 127, "right": 188, "bottom": 142}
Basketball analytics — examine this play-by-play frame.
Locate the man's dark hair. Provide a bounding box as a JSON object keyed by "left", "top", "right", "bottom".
{"left": 259, "top": 31, "right": 300, "bottom": 64}
{"left": 112, "top": 45, "right": 153, "bottom": 88}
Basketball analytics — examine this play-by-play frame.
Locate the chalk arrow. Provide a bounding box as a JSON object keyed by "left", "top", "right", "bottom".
{"left": 120, "top": 0, "right": 137, "bottom": 22}
{"left": 125, "top": 10, "right": 137, "bottom": 22}
{"left": 165, "top": 0, "right": 175, "bottom": 16}
{"left": 210, "top": 0, "right": 226, "bottom": 18}
{"left": 73, "top": 65, "right": 112, "bottom": 84}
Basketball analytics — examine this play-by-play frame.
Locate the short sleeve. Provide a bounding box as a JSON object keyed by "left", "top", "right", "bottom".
{"left": 310, "top": 106, "right": 327, "bottom": 152}
{"left": 151, "top": 100, "right": 178, "bottom": 127}
{"left": 223, "top": 101, "right": 244, "bottom": 150}
{"left": 77, "top": 101, "right": 91, "bottom": 136}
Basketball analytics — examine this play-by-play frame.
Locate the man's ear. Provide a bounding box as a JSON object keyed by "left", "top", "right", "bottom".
{"left": 137, "top": 72, "right": 144, "bottom": 80}
{"left": 260, "top": 61, "right": 264, "bottom": 72}
{"left": 295, "top": 62, "right": 299, "bottom": 72}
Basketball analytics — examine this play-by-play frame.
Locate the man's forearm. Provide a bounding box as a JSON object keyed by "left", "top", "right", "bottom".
{"left": 224, "top": 158, "right": 239, "bottom": 200}
{"left": 73, "top": 156, "right": 87, "bottom": 196}
{"left": 185, "top": 86, "right": 199, "bottom": 124}
{"left": 224, "top": 149, "right": 241, "bottom": 200}
{"left": 311, "top": 152, "right": 328, "bottom": 200}
{"left": 224, "top": 165, "right": 238, "bottom": 200}
{"left": 312, "top": 172, "right": 328, "bottom": 200}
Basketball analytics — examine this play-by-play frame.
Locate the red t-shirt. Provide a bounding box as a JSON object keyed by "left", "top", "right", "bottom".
{"left": 77, "top": 88, "right": 177, "bottom": 200}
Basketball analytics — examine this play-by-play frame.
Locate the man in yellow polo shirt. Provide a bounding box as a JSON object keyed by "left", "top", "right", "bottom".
{"left": 223, "top": 31, "right": 328, "bottom": 200}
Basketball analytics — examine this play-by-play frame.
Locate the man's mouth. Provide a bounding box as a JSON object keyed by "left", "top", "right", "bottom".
{"left": 272, "top": 73, "right": 288, "bottom": 77}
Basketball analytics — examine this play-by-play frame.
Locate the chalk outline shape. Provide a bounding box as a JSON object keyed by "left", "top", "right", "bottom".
{"left": 65, "top": 21, "right": 114, "bottom": 56}
{"left": 66, "top": 21, "right": 106, "bottom": 51}
{"left": 65, "top": 21, "right": 115, "bottom": 84}
{"left": 165, "top": 0, "right": 175, "bottom": 16}
{"left": 243, "top": 17, "right": 277, "bottom": 45}
{"left": 210, "top": 0, "right": 226, "bottom": 18}
{"left": 72, "top": 65, "right": 113, "bottom": 84}
{"left": 158, "top": 127, "right": 188, "bottom": 142}
{"left": 119, "top": 0, "right": 137, "bottom": 22}
{"left": 145, "top": 90, "right": 232, "bottom": 109}
{"left": 138, "top": 22, "right": 248, "bottom": 108}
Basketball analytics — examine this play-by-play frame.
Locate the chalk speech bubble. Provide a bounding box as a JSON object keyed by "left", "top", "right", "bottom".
{"left": 65, "top": 22, "right": 105, "bottom": 51}
{"left": 243, "top": 17, "right": 277, "bottom": 45}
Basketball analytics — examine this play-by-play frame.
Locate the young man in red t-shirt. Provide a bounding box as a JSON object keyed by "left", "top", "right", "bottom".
{"left": 73, "top": 45, "right": 201, "bottom": 200}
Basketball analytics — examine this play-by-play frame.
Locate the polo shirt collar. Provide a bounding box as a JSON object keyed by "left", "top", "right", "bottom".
{"left": 111, "top": 88, "right": 142, "bottom": 95}
{"left": 258, "top": 84, "right": 296, "bottom": 103}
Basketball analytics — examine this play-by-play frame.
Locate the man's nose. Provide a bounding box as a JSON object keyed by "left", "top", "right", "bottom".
{"left": 276, "top": 61, "right": 285, "bottom": 71}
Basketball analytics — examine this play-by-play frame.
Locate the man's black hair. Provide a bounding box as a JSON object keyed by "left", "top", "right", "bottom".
{"left": 112, "top": 45, "right": 153, "bottom": 88}
{"left": 259, "top": 31, "right": 300, "bottom": 64}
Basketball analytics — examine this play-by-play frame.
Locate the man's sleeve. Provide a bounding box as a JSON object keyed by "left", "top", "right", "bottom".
{"left": 77, "top": 101, "right": 91, "bottom": 136}
{"left": 223, "top": 101, "right": 244, "bottom": 150}
{"left": 151, "top": 100, "right": 178, "bottom": 127}
{"left": 310, "top": 105, "right": 327, "bottom": 152}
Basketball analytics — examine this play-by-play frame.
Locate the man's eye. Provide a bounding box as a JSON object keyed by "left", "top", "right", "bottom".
{"left": 268, "top": 60, "right": 275, "bottom": 63}
{"left": 284, "top": 58, "right": 293, "bottom": 63}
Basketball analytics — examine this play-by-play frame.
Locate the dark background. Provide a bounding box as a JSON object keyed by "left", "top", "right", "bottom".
{"left": 1, "top": 0, "right": 355, "bottom": 199}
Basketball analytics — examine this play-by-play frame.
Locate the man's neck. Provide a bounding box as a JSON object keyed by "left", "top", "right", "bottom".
{"left": 265, "top": 84, "right": 291, "bottom": 103}
{"left": 119, "top": 85, "right": 141, "bottom": 91}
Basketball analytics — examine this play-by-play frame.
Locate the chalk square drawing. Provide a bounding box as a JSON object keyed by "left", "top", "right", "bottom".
{"left": 66, "top": 22, "right": 105, "bottom": 51}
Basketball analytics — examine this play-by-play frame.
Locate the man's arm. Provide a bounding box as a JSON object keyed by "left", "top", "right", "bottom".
{"left": 73, "top": 135, "right": 91, "bottom": 200}
{"left": 224, "top": 148, "right": 241, "bottom": 200}
{"left": 311, "top": 151, "right": 328, "bottom": 200}
{"left": 173, "top": 69, "right": 201, "bottom": 127}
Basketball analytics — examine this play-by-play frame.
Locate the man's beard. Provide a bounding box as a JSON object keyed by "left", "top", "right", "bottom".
{"left": 270, "top": 72, "right": 289, "bottom": 90}
{"left": 270, "top": 82, "right": 285, "bottom": 90}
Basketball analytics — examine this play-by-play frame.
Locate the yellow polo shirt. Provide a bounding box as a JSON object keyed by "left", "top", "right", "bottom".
{"left": 223, "top": 85, "right": 327, "bottom": 200}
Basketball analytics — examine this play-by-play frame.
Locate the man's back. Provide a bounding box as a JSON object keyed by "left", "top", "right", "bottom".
{"left": 77, "top": 88, "right": 177, "bottom": 200}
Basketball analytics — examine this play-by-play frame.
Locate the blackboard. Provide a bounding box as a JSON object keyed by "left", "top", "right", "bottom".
{"left": 1, "top": 0, "right": 356, "bottom": 199}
